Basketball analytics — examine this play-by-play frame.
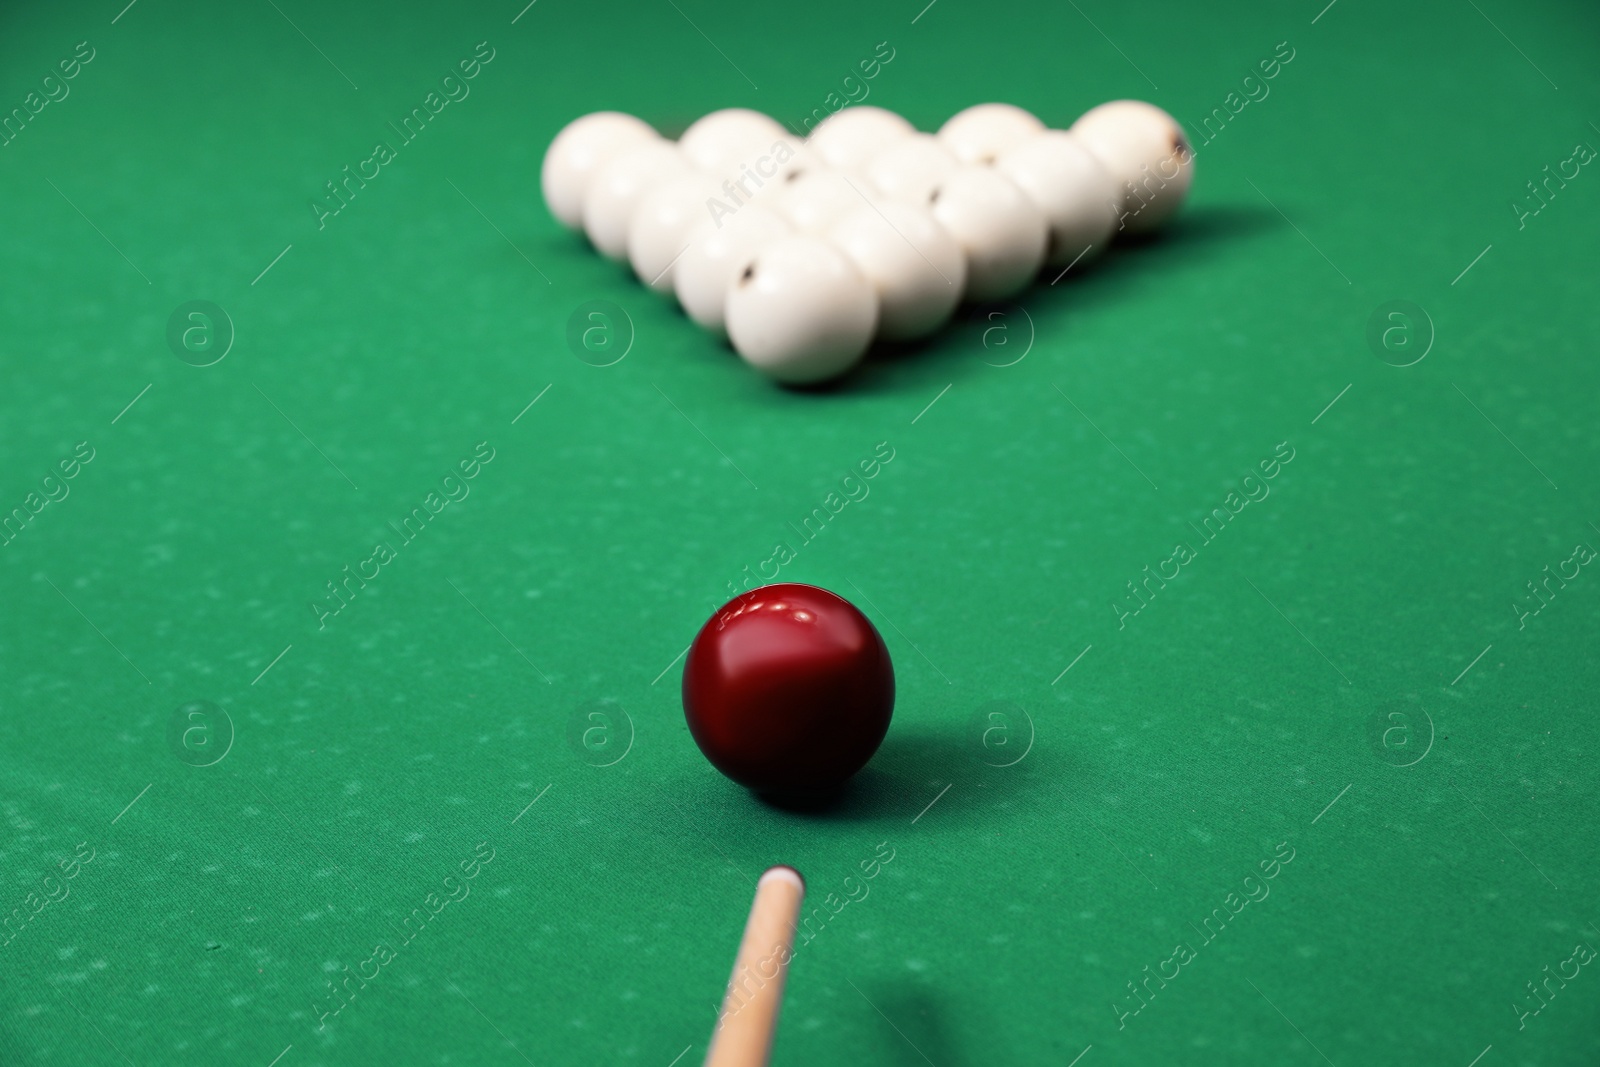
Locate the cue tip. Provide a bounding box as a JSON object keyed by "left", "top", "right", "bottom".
{"left": 758, "top": 864, "right": 805, "bottom": 892}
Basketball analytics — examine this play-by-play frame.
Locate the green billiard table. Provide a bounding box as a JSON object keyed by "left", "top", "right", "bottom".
{"left": 3, "top": 0, "right": 1599, "bottom": 1063}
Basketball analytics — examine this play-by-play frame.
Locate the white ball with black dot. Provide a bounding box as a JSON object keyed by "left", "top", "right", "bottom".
{"left": 674, "top": 205, "right": 793, "bottom": 335}
{"left": 928, "top": 166, "right": 1047, "bottom": 301}
{"left": 705, "top": 137, "right": 823, "bottom": 218}
{"left": 864, "top": 134, "right": 960, "bottom": 204}
{"left": 745, "top": 137, "right": 827, "bottom": 200}
{"left": 726, "top": 235, "right": 879, "bottom": 385}
{"left": 938, "top": 103, "right": 1045, "bottom": 165}
{"left": 1070, "top": 100, "right": 1193, "bottom": 233}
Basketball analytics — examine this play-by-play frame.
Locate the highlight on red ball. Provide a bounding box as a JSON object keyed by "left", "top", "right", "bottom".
{"left": 682, "top": 583, "right": 895, "bottom": 795}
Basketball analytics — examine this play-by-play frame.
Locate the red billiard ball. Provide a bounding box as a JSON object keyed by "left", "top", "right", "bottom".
{"left": 683, "top": 583, "right": 895, "bottom": 794}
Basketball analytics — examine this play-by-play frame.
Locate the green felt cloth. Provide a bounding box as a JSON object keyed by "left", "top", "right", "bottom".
{"left": 2, "top": 0, "right": 1598, "bottom": 1062}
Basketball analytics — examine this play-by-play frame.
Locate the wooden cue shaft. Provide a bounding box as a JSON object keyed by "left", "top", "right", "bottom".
{"left": 704, "top": 865, "right": 806, "bottom": 1067}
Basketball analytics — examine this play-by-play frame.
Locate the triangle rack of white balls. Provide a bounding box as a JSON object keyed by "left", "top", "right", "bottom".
{"left": 542, "top": 101, "right": 1192, "bottom": 386}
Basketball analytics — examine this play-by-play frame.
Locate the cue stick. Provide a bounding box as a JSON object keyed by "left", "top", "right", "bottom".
{"left": 703, "top": 865, "right": 806, "bottom": 1067}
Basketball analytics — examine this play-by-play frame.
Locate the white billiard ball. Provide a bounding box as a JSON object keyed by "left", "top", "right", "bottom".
{"left": 707, "top": 136, "right": 823, "bottom": 216}
{"left": 774, "top": 170, "right": 870, "bottom": 233}
{"left": 751, "top": 136, "right": 827, "bottom": 194}
{"left": 674, "top": 205, "right": 792, "bottom": 334}
{"left": 1070, "top": 100, "right": 1193, "bottom": 233}
{"left": 806, "top": 106, "right": 917, "bottom": 172}
{"left": 583, "top": 141, "right": 693, "bottom": 259}
{"left": 828, "top": 202, "right": 965, "bottom": 341}
{"left": 760, "top": 136, "right": 827, "bottom": 189}
{"left": 995, "top": 131, "right": 1119, "bottom": 268}
{"left": 628, "top": 173, "right": 724, "bottom": 292}
{"left": 726, "top": 235, "right": 879, "bottom": 385}
{"left": 928, "top": 166, "right": 1047, "bottom": 301}
{"left": 937, "top": 103, "right": 1046, "bottom": 165}
{"left": 678, "top": 108, "right": 789, "bottom": 173}
{"left": 864, "top": 133, "right": 960, "bottom": 204}
{"left": 541, "top": 112, "right": 659, "bottom": 229}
